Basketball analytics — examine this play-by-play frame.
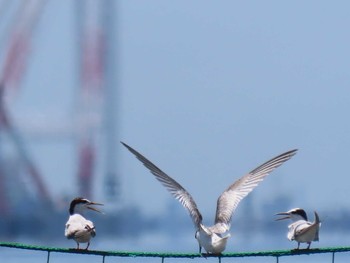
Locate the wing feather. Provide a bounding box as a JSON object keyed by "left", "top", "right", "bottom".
{"left": 215, "top": 149, "right": 297, "bottom": 224}
{"left": 121, "top": 142, "right": 203, "bottom": 228}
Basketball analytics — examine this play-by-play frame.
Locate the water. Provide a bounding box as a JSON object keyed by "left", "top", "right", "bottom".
{"left": 2, "top": 232, "right": 350, "bottom": 263}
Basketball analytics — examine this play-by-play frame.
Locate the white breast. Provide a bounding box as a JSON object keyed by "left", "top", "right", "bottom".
{"left": 65, "top": 214, "right": 95, "bottom": 243}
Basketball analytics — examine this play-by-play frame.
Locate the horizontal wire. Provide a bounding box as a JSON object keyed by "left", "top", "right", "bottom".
{"left": 1, "top": 242, "right": 350, "bottom": 259}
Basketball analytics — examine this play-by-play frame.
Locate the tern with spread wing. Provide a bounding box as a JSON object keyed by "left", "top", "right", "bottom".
{"left": 122, "top": 142, "right": 297, "bottom": 254}
{"left": 65, "top": 197, "right": 103, "bottom": 250}
{"left": 275, "top": 208, "right": 320, "bottom": 249}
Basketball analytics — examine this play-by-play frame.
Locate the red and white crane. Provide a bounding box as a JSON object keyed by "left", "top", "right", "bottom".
{"left": 0, "top": 0, "right": 50, "bottom": 213}
{"left": 76, "top": 0, "right": 118, "bottom": 200}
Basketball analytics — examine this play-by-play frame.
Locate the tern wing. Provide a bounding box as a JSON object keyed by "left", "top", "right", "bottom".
{"left": 215, "top": 149, "right": 297, "bottom": 225}
{"left": 293, "top": 217, "right": 320, "bottom": 241}
{"left": 121, "top": 142, "right": 203, "bottom": 228}
{"left": 294, "top": 222, "right": 311, "bottom": 236}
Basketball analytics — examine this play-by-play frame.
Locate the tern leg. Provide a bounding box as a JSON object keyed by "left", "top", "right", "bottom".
{"left": 85, "top": 242, "right": 90, "bottom": 250}
{"left": 307, "top": 242, "right": 311, "bottom": 249}
{"left": 199, "top": 247, "right": 209, "bottom": 258}
{"left": 201, "top": 253, "right": 208, "bottom": 259}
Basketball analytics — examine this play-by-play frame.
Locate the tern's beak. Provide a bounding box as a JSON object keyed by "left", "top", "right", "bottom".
{"left": 87, "top": 202, "right": 104, "bottom": 213}
{"left": 275, "top": 212, "right": 291, "bottom": 221}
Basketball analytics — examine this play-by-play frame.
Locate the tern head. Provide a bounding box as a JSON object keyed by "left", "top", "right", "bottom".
{"left": 275, "top": 208, "right": 308, "bottom": 222}
{"left": 69, "top": 197, "right": 104, "bottom": 215}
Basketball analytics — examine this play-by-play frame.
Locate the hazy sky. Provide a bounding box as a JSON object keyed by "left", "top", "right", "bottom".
{"left": 4, "top": 1, "right": 350, "bottom": 221}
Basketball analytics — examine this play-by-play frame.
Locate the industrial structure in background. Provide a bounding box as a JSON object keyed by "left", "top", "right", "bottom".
{"left": 0, "top": 0, "right": 52, "bottom": 215}
{"left": 0, "top": 0, "right": 119, "bottom": 236}
{"left": 0, "top": 0, "right": 348, "bottom": 243}
{"left": 75, "top": 0, "right": 118, "bottom": 200}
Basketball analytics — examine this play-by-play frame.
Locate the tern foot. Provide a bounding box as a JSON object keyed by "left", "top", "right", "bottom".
{"left": 201, "top": 252, "right": 222, "bottom": 258}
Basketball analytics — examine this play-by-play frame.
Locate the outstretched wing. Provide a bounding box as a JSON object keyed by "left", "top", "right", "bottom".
{"left": 215, "top": 149, "right": 297, "bottom": 225}
{"left": 121, "top": 142, "right": 203, "bottom": 228}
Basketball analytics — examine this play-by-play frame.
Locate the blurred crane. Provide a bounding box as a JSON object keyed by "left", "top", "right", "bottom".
{"left": 0, "top": 0, "right": 119, "bottom": 216}
{"left": 0, "top": 0, "right": 50, "bottom": 214}
{"left": 76, "top": 0, "right": 118, "bottom": 200}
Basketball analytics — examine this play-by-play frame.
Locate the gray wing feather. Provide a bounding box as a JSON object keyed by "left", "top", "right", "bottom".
{"left": 121, "top": 142, "right": 203, "bottom": 228}
{"left": 215, "top": 149, "right": 297, "bottom": 225}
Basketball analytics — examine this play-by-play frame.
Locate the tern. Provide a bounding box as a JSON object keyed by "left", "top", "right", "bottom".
{"left": 121, "top": 142, "right": 297, "bottom": 254}
{"left": 65, "top": 197, "right": 103, "bottom": 250}
{"left": 275, "top": 208, "right": 320, "bottom": 249}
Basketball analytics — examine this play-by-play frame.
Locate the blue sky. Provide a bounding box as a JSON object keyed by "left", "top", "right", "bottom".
{"left": 4, "top": 1, "right": 350, "bottom": 221}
